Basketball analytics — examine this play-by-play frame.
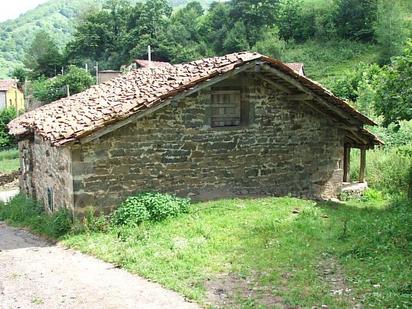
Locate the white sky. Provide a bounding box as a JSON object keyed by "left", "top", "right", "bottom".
{"left": 0, "top": 0, "right": 49, "bottom": 22}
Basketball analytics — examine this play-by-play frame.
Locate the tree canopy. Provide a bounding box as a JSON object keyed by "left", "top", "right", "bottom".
{"left": 24, "top": 31, "right": 63, "bottom": 79}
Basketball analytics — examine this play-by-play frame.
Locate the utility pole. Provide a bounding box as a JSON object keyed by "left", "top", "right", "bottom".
{"left": 61, "top": 67, "right": 64, "bottom": 75}
{"left": 85, "top": 63, "right": 88, "bottom": 72}
{"left": 66, "top": 85, "right": 70, "bottom": 97}
{"left": 94, "top": 62, "right": 99, "bottom": 84}
{"left": 148, "top": 45, "right": 152, "bottom": 67}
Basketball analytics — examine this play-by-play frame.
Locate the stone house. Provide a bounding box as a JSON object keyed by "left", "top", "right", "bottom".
{"left": 9, "top": 52, "right": 382, "bottom": 215}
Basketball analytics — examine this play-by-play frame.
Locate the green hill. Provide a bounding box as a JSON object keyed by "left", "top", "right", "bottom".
{"left": 0, "top": 0, "right": 216, "bottom": 78}
{"left": 0, "top": 0, "right": 100, "bottom": 77}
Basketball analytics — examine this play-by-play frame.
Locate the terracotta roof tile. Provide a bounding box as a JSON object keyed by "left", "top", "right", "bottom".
{"left": 9, "top": 52, "right": 379, "bottom": 146}
{"left": 285, "top": 63, "right": 305, "bottom": 75}
{"left": 134, "top": 59, "right": 173, "bottom": 68}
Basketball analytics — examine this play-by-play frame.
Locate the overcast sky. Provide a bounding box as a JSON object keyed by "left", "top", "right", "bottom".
{"left": 0, "top": 0, "right": 48, "bottom": 22}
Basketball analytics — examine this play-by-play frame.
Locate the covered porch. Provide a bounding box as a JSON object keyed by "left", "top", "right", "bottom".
{"left": 341, "top": 129, "right": 383, "bottom": 194}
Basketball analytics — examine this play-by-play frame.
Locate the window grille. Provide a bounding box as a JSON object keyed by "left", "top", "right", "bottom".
{"left": 211, "top": 90, "right": 241, "bottom": 127}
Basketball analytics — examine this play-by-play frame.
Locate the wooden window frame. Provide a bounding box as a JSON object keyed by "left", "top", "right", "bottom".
{"left": 210, "top": 90, "right": 242, "bottom": 128}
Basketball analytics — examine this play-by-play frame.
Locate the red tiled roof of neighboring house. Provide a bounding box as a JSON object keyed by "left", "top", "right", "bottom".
{"left": 0, "top": 80, "right": 17, "bottom": 91}
{"left": 285, "top": 63, "right": 305, "bottom": 75}
{"left": 134, "top": 59, "right": 173, "bottom": 68}
{"left": 8, "top": 52, "right": 380, "bottom": 146}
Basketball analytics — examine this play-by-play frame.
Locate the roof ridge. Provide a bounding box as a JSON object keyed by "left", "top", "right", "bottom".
{"left": 9, "top": 52, "right": 379, "bottom": 146}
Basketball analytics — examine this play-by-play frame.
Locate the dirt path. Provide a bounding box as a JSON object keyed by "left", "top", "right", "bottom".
{"left": 0, "top": 222, "right": 198, "bottom": 309}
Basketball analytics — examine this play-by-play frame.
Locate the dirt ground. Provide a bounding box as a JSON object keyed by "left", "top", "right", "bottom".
{"left": 0, "top": 222, "right": 198, "bottom": 309}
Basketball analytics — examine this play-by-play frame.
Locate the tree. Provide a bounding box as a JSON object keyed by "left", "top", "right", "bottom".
{"left": 223, "top": 21, "right": 250, "bottom": 53}
{"left": 229, "top": 0, "right": 280, "bottom": 46}
{"left": 10, "top": 66, "right": 28, "bottom": 85}
{"left": 24, "top": 30, "right": 62, "bottom": 79}
{"left": 198, "top": 2, "right": 232, "bottom": 54}
{"left": 333, "top": 0, "right": 377, "bottom": 42}
{"left": 277, "top": 0, "right": 306, "bottom": 41}
{"left": 65, "top": 0, "right": 133, "bottom": 69}
{"left": 253, "top": 27, "right": 285, "bottom": 59}
{"left": 32, "top": 66, "right": 94, "bottom": 104}
{"left": 374, "top": 0, "right": 408, "bottom": 64}
{"left": 373, "top": 40, "right": 412, "bottom": 127}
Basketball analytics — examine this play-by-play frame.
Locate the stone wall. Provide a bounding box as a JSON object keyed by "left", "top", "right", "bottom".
{"left": 19, "top": 135, "right": 73, "bottom": 212}
{"left": 71, "top": 73, "right": 344, "bottom": 213}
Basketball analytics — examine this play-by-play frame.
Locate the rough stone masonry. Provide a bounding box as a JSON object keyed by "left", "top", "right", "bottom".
{"left": 19, "top": 73, "right": 344, "bottom": 214}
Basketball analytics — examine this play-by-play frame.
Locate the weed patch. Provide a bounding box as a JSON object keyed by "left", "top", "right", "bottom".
{"left": 0, "top": 195, "right": 72, "bottom": 238}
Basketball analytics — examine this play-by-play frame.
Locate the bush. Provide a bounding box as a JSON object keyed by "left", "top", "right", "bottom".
{"left": 112, "top": 192, "right": 190, "bottom": 227}
{"left": 0, "top": 107, "right": 17, "bottom": 149}
{"left": 83, "top": 206, "right": 109, "bottom": 233}
{"left": 50, "top": 208, "right": 72, "bottom": 237}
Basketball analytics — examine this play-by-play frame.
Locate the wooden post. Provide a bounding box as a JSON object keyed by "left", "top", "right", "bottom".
{"left": 359, "top": 147, "right": 366, "bottom": 183}
{"left": 343, "top": 145, "right": 351, "bottom": 183}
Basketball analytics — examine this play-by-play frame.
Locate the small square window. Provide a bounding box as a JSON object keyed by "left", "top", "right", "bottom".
{"left": 211, "top": 90, "right": 241, "bottom": 127}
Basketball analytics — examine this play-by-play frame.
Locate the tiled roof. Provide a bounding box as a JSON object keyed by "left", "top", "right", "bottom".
{"left": 0, "top": 80, "right": 17, "bottom": 91}
{"left": 285, "top": 63, "right": 305, "bottom": 75}
{"left": 134, "top": 59, "right": 173, "bottom": 68}
{"left": 9, "top": 52, "right": 379, "bottom": 146}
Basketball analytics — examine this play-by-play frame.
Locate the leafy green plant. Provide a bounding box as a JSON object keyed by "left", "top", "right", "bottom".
{"left": 50, "top": 208, "right": 73, "bottom": 237}
{"left": 373, "top": 39, "right": 412, "bottom": 127}
{"left": 0, "top": 107, "right": 17, "bottom": 149}
{"left": 112, "top": 192, "right": 190, "bottom": 227}
{"left": 83, "top": 206, "right": 109, "bottom": 233}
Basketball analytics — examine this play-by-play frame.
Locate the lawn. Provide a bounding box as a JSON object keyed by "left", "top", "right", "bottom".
{"left": 282, "top": 40, "right": 378, "bottom": 88}
{"left": 0, "top": 148, "right": 19, "bottom": 174}
{"left": 59, "top": 195, "right": 411, "bottom": 308}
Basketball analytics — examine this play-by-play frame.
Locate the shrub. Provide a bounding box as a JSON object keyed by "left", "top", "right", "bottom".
{"left": 0, "top": 107, "right": 17, "bottom": 149}
{"left": 112, "top": 192, "right": 190, "bottom": 227}
{"left": 83, "top": 206, "right": 109, "bottom": 233}
{"left": 49, "top": 208, "right": 72, "bottom": 237}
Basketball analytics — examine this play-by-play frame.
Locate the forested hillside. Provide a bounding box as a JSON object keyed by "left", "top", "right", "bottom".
{"left": 0, "top": 0, "right": 216, "bottom": 77}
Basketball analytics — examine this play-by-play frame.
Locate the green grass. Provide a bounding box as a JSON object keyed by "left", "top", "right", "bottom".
{"left": 0, "top": 148, "right": 19, "bottom": 173}
{"left": 283, "top": 40, "right": 379, "bottom": 88}
{"left": 59, "top": 195, "right": 411, "bottom": 308}
{"left": 0, "top": 195, "right": 72, "bottom": 238}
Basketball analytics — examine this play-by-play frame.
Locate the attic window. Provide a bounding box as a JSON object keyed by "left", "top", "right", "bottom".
{"left": 211, "top": 90, "right": 241, "bottom": 127}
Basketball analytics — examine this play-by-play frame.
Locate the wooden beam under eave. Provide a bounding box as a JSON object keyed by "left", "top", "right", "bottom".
{"left": 256, "top": 74, "right": 293, "bottom": 94}
{"left": 343, "top": 145, "right": 351, "bottom": 183}
{"left": 359, "top": 147, "right": 366, "bottom": 183}
{"left": 261, "top": 64, "right": 363, "bottom": 126}
{"left": 284, "top": 94, "right": 313, "bottom": 101}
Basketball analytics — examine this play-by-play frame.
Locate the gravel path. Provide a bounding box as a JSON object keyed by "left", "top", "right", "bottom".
{"left": 0, "top": 222, "right": 198, "bottom": 309}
